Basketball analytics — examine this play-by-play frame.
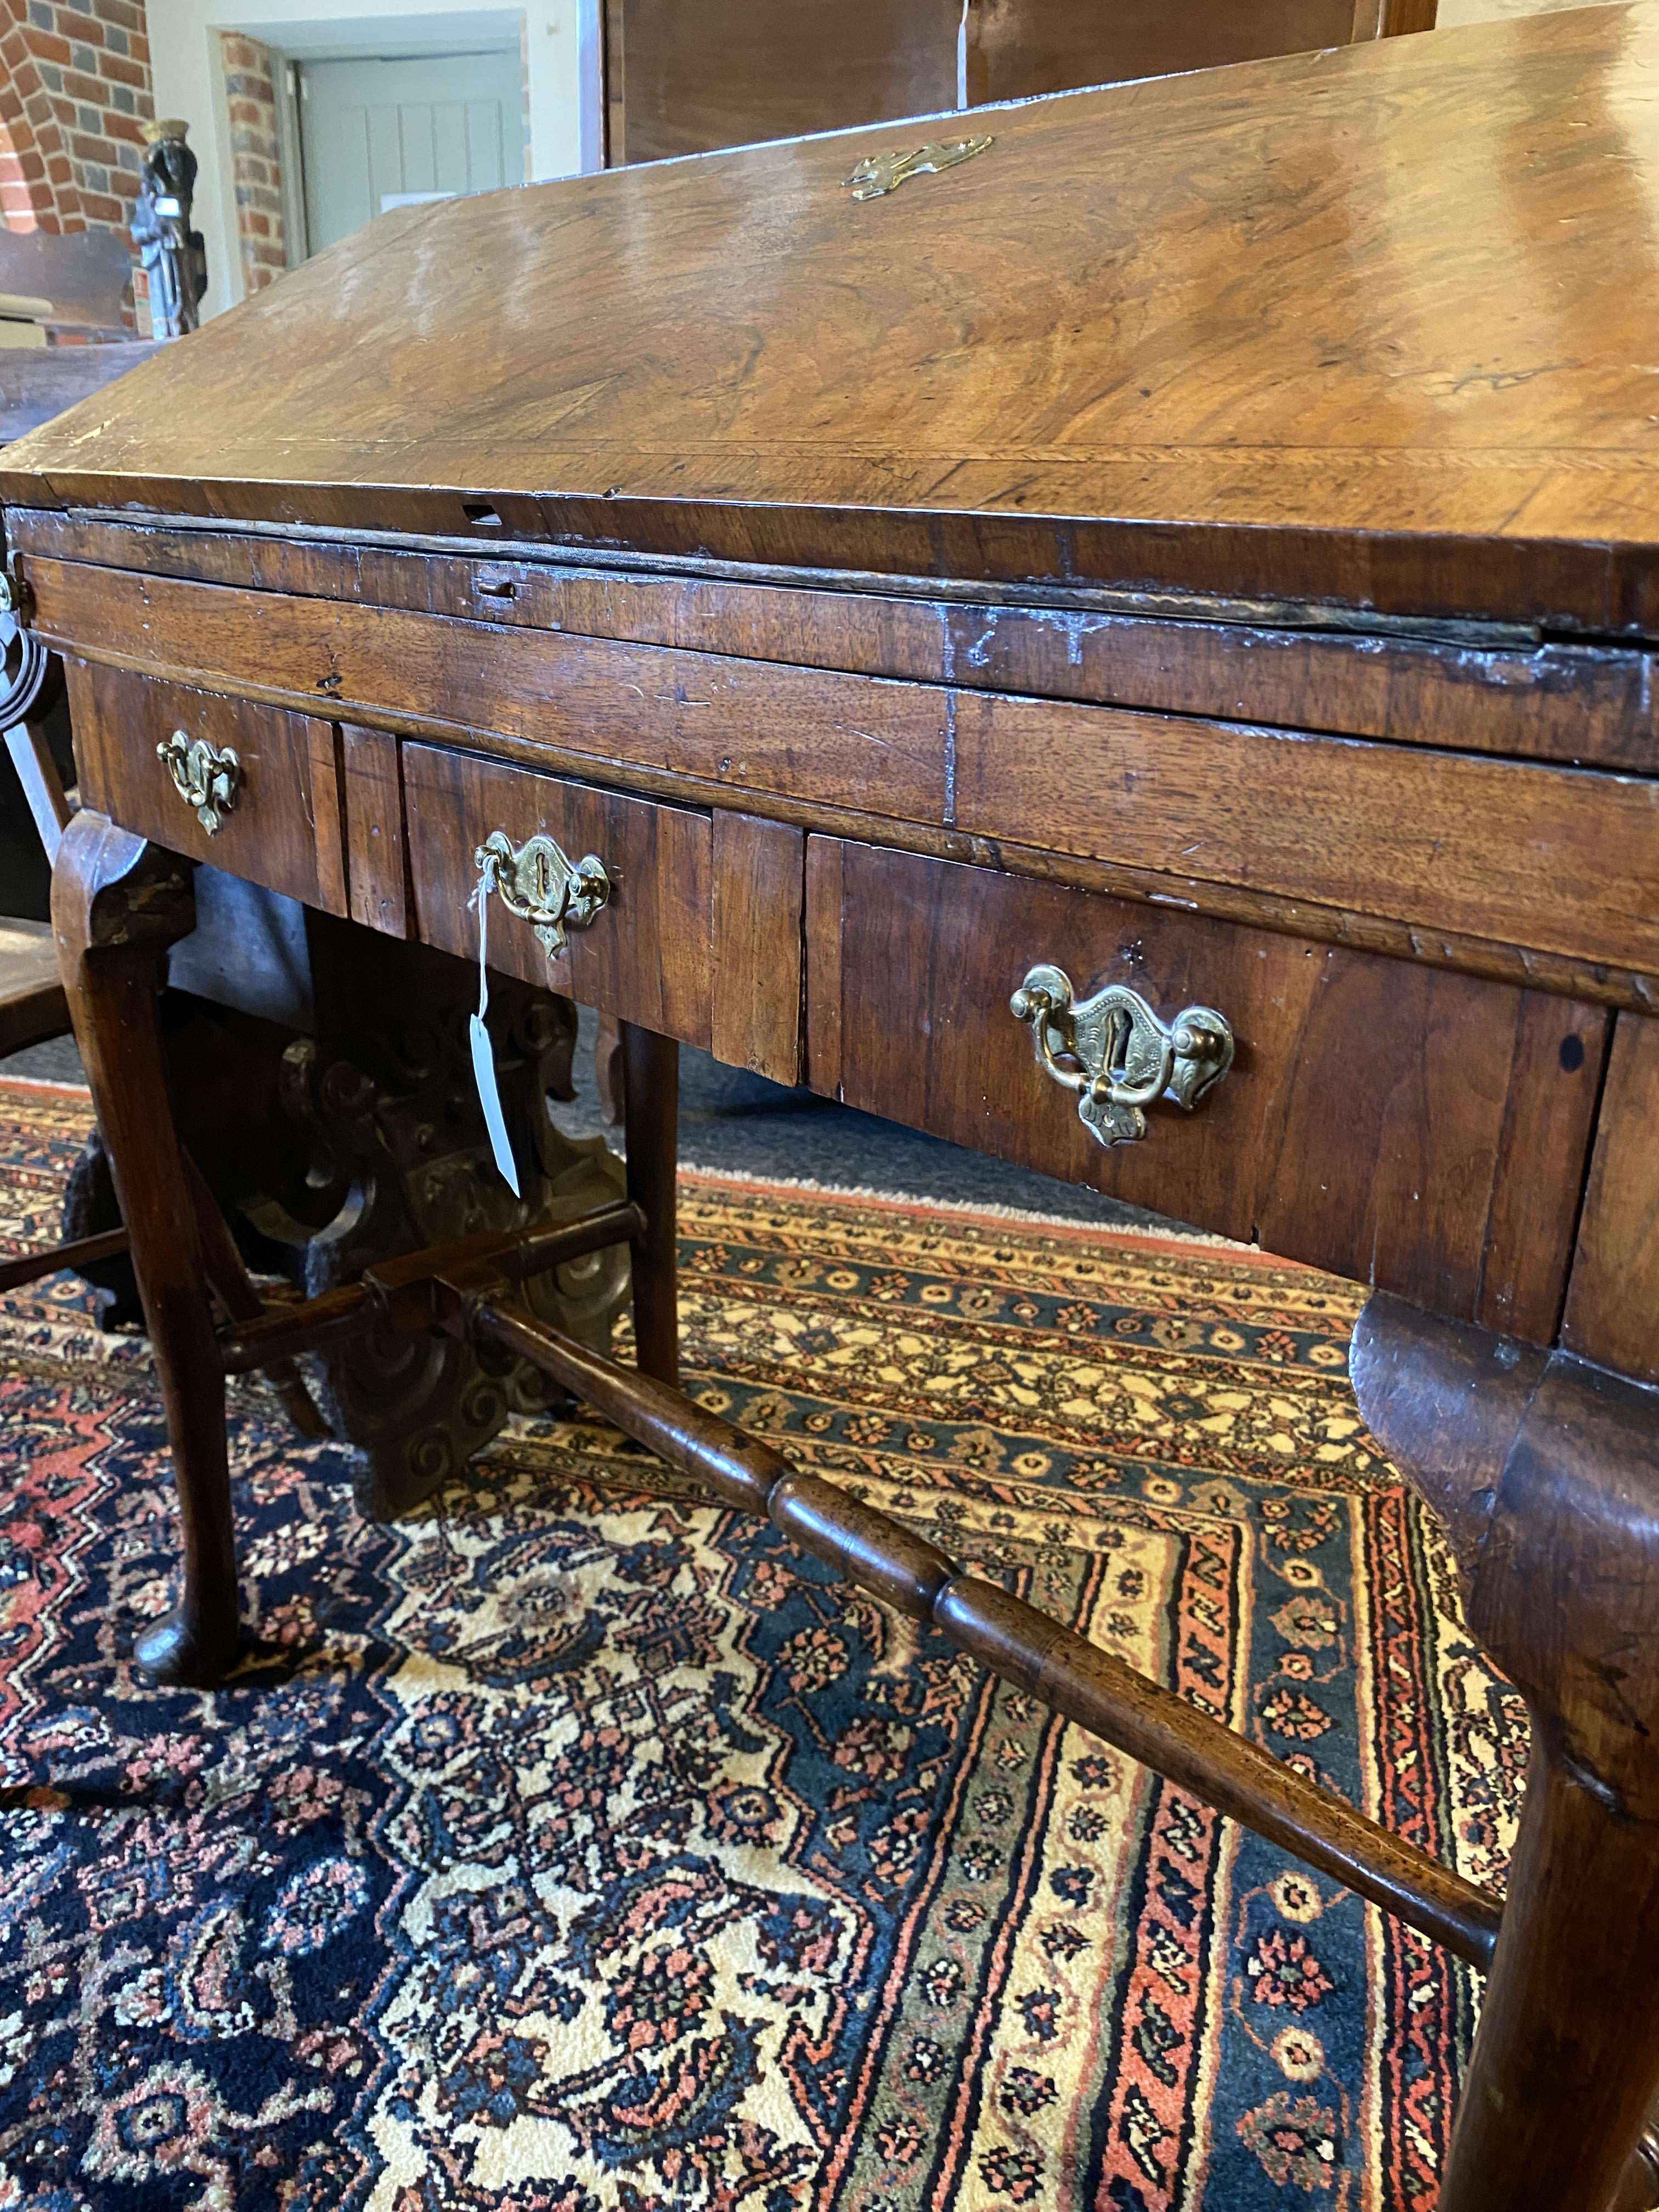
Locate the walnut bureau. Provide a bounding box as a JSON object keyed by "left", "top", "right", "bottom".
{"left": 7, "top": 10, "right": 1659, "bottom": 2207}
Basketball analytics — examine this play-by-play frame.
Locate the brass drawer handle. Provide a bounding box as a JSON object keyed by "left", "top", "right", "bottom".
{"left": 157, "top": 729, "right": 241, "bottom": 836}
{"left": 1011, "top": 963, "right": 1234, "bottom": 1149}
{"left": 475, "top": 829, "right": 611, "bottom": 955}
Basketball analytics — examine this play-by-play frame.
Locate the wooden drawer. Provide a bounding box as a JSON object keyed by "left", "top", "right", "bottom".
{"left": 806, "top": 838, "right": 1608, "bottom": 1341}
{"left": 403, "top": 742, "right": 805, "bottom": 1080}
{"left": 31, "top": 552, "right": 1659, "bottom": 1002}
{"left": 64, "top": 659, "right": 346, "bottom": 916}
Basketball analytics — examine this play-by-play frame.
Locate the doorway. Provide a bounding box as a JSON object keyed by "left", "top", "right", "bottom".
{"left": 294, "top": 47, "right": 527, "bottom": 256}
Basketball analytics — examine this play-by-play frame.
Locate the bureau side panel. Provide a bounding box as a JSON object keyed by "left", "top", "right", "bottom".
{"left": 805, "top": 838, "right": 1605, "bottom": 1334}
{"left": 1562, "top": 1012, "right": 1659, "bottom": 1382}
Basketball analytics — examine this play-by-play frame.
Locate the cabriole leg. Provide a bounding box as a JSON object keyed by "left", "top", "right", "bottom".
{"left": 51, "top": 811, "right": 239, "bottom": 1686}
{"left": 1352, "top": 1293, "right": 1659, "bottom": 2212}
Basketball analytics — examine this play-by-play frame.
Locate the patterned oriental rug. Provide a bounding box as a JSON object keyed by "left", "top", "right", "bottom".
{"left": 0, "top": 1079, "right": 1522, "bottom": 2212}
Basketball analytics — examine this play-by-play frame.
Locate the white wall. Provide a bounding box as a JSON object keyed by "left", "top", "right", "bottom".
{"left": 145, "top": 0, "right": 594, "bottom": 321}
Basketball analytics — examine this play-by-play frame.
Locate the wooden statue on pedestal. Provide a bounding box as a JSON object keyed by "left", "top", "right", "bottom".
{"left": 131, "top": 119, "right": 207, "bottom": 339}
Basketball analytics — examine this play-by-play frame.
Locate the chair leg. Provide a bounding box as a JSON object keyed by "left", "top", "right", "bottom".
{"left": 178, "top": 1151, "right": 329, "bottom": 1441}
{"left": 620, "top": 1020, "right": 679, "bottom": 1388}
{"left": 1352, "top": 1293, "right": 1659, "bottom": 2212}
{"left": 52, "top": 812, "right": 240, "bottom": 1686}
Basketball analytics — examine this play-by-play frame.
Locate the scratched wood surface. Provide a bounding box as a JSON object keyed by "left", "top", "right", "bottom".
{"left": 6, "top": 7, "right": 1659, "bottom": 627}
{"left": 29, "top": 558, "right": 1659, "bottom": 990}
{"left": 15, "top": 511, "right": 1659, "bottom": 774}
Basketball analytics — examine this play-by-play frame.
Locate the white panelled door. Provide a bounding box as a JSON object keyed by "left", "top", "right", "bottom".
{"left": 297, "top": 49, "right": 526, "bottom": 256}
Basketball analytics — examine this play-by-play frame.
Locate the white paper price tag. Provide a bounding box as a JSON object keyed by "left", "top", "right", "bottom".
{"left": 469, "top": 868, "right": 521, "bottom": 1199}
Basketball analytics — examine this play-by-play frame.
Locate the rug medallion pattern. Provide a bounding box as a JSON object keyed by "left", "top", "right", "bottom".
{"left": 0, "top": 1081, "right": 1520, "bottom": 2209}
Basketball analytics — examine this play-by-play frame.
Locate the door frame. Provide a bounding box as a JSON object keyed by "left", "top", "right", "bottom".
{"left": 264, "top": 18, "right": 538, "bottom": 263}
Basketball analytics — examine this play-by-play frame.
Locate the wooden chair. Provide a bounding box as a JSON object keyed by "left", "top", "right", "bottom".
{"left": 1, "top": 725, "right": 71, "bottom": 1057}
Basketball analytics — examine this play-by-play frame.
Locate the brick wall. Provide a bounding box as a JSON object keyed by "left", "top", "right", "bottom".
{"left": 0, "top": 0, "right": 153, "bottom": 237}
{"left": 219, "top": 31, "right": 285, "bottom": 294}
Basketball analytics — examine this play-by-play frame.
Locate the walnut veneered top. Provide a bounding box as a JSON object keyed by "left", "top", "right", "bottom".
{"left": 8, "top": 3, "right": 1659, "bottom": 628}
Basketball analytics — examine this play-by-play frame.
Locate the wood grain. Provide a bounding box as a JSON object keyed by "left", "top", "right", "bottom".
{"left": 308, "top": 721, "right": 348, "bottom": 920}
{"left": 402, "top": 742, "right": 718, "bottom": 1046}
{"left": 63, "top": 659, "right": 340, "bottom": 916}
{"left": 613, "top": 0, "right": 956, "bottom": 163}
{"left": 966, "top": 0, "right": 1358, "bottom": 106}
{"left": 614, "top": 0, "right": 1387, "bottom": 164}
{"left": 30, "top": 561, "right": 949, "bottom": 827}
{"left": 3, "top": 8, "right": 1657, "bottom": 627}
{"left": 710, "top": 811, "right": 804, "bottom": 1086}
{"left": 804, "top": 834, "right": 844, "bottom": 1096}
{"left": 941, "top": 599, "right": 1659, "bottom": 776}
{"left": 37, "top": 560, "right": 1659, "bottom": 985}
{"left": 1352, "top": 1297, "right": 1659, "bottom": 2212}
{"left": 806, "top": 838, "right": 1602, "bottom": 1331}
{"left": 951, "top": 689, "right": 1659, "bottom": 975}
{"left": 39, "top": 563, "right": 1659, "bottom": 1014}
{"left": 0, "top": 916, "right": 67, "bottom": 1057}
{"left": 340, "top": 724, "right": 408, "bottom": 938}
{"left": 1475, "top": 992, "right": 1610, "bottom": 1345}
{"left": 17, "top": 511, "right": 1659, "bottom": 775}
{"left": 1562, "top": 1013, "right": 1659, "bottom": 1384}
{"left": 1355, "top": 0, "right": 1437, "bottom": 33}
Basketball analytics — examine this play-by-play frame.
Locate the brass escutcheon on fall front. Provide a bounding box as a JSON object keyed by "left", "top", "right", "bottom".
{"left": 156, "top": 729, "right": 241, "bottom": 836}
{"left": 1010, "top": 964, "right": 1235, "bottom": 1148}
{"left": 845, "top": 134, "right": 993, "bottom": 201}
{"left": 475, "top": 829, "right": 612, "bottom": 955}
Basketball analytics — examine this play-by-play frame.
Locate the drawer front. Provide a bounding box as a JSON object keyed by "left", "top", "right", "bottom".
{"left": 951, "top": 689, "right": 1659, "bottom": 979}
{"left": 32, "top": 555, "right": 1659, "bottom": 998}
{"left": 806, "top": 838, "right": 1607, "bottom": 1340}
{"left": 404, "top": 743, "right": 806, "bottom": 1077}
{"left": 65, "top": 660, "right": 346, "bottom": 915}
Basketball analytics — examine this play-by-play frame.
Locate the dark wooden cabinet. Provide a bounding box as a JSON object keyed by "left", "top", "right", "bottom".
{"left": 605, "top": 0, "right": 1432, "bottom": 164}
{"left": 12, "top": 15, "right": 1659, "bottom": 2205}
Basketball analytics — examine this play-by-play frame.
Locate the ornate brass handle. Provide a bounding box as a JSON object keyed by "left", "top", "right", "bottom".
{"left": 475, "top": 830, "right": 611, "bottom": 955}
{"left": 1010, "top": 964, "right": 1234, "bottom": 1149}
{"left": 157, "top": 729, "right": 241, "bottom": 835}
{"left": 845, "top": 134, "right": 992, "bottom": 200}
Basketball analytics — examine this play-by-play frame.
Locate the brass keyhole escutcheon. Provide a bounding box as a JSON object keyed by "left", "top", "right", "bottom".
{"left": 157, "top": 729, "right": 241, "bottom": 836}
{"left": 475, "top": 830, "right": 612, "bottom": 955}
{"left": 1011, "top": 963, "right": 1234, "bottom": 1148}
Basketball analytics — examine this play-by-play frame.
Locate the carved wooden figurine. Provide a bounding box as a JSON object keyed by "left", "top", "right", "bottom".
{"left": 130, "top": 119, "right": 206, "bottom": 338}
